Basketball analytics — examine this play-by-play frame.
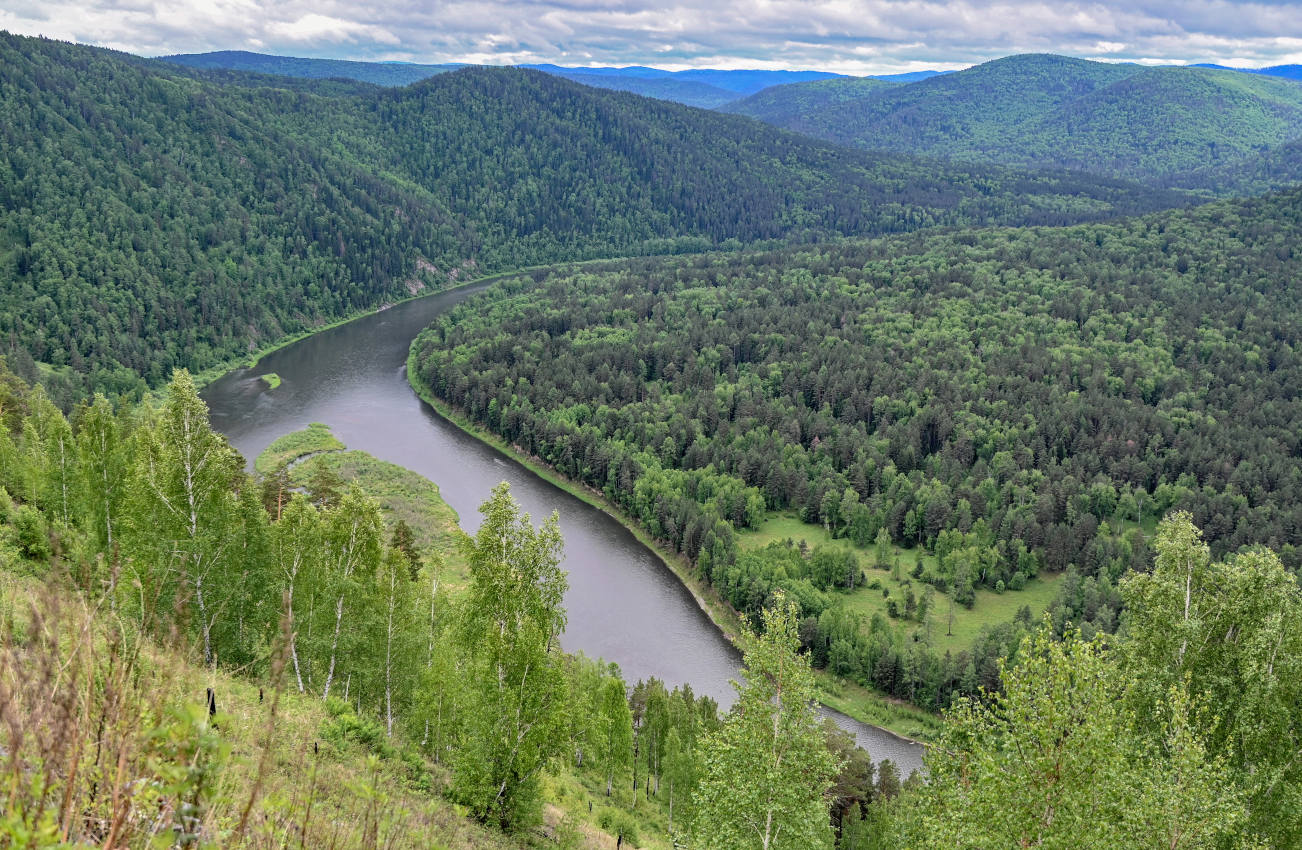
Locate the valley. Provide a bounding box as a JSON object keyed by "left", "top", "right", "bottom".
{"left": 3, "top": 22, "right": 1302, "bottom": 850}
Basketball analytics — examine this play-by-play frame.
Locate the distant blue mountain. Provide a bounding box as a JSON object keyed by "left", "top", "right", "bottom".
{"left": 160, "top": 52, "right": 850, "bottom": 105}
{"left": 523, "top": 64, "right": 671, "bottom": 79}
{"left": 868, "top": 70, "right": 952, "bottom": 82}
{"left": 529, "top": 69, "right": 740, "bottom": 108}
{"left": 1193, "top": 63, "right": 1302, "bottom": 81}
{"left": 526, "top": 65, "right": 848, "bottom": 95}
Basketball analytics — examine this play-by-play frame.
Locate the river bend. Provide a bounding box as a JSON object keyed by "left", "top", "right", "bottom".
{"left": 203, "top": 283, "right": 925, "bottom": 775}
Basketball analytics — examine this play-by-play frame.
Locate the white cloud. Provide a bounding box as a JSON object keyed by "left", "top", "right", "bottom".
{"left": 1, "top": 0, "right": 1300, "bottom": 71}
{"left": 266, "top": 13, "right": 399, "bottom": 44}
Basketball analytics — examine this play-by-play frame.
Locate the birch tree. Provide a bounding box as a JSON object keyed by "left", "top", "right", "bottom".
{"left": 453, "top": 482, "right": 568, "bottom": 832}
{"left": 129, "top": 370, "right": 241, "bottom": 664}
{"left": 375, "top": 548, "right": 419, "bottom": 736}
{"left": 692, "top": 594, "right": 840, "bottom": 850}
{"left": 1121, "top": 512, "right": 1302, "bottom": 846}
{"left": 596, "top": 675, "right": 633, "bottom": 798}
{"left": 74, "top": 393, "right": 128, "bottom": 556}
{"left": 902, "top": 624, "right": 1244, "bottom": 850}
{"left": 318, "top": 486, "right": 383, "bottom": 700}
{"left": 273, "top": 494, "right": 321, "bottom": 692}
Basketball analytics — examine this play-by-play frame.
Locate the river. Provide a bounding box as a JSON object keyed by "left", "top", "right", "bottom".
{"left": 203, "top": 281, "right": 926, "bottom": 776}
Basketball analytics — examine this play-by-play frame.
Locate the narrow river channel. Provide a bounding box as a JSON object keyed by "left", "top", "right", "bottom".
{"left": 203, "top": 281, "right": 926, "bottom": 776}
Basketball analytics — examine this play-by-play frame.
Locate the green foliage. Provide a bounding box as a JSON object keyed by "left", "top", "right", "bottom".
{"left": 413, "top": 185, "right": 1302, "bottom": 713}
{"left": 0, "top": 34, "right": 1184, "bottom": 398}
{"left": 453, "top": 483, "right": 568, "bottom": 832}
{"left": 596, "top": 676, "right": 634, "bottom": 798}
{"left": 692, "top": 596, "right": 840, "bottom": 850}
{"left": 726, "top": 53, "right": 1302, "bottom": 188}
{"left": 126, "top": 370, "right": 246, "bottom": 664}
{"left": 723, "top": 76, "right": 897, "bottom": 125}
{"left": 1121, "top": 513, "right": 1302, "bottom": 846}
{"left": 903, "top": 624, "right": 1244, "bottom": 849}
{"left": 160, "top": 49, "right": 459, "bottom": 86}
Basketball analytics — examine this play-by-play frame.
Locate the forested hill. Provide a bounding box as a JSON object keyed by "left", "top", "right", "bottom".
{"left": 413, "top": 183, "right": 1302, "bottom": 633}
{"left": 716, "top": 76, "right": 898, "bottom": 125}
{"left": 724, "top": 53, "right": 1302, "bottom": 188}
{"left": 0, "top": 34, "right": 1186, "bottom": 401}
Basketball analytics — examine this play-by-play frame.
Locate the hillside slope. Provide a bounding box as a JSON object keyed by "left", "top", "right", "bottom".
{"left": 720, "top": 76, "right": 898, "bottom": 127}
{"left": 161, "top": 52, "right": 841, "bottom": 106}
{"left": 0, "top": 35, "right": 1186, "bottom": 398}
{"left": 727, "top": 54, "right": 1302, "bottom": 185}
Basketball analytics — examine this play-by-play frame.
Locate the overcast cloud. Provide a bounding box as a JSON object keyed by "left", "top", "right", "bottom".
{"left": 2, "top": 0, "right": 1301, "bottom": 72}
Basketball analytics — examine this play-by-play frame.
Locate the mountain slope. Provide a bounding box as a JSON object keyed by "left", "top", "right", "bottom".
{"left": 720, "top": 76, "right": 897, "bottom": 126}
{"left": 728, "top": 54, "right": 1302, "bottom": 185}
{"left": 1165, "top": 137, "right": 1302, "bottom": 195}
{"left": 1195, "top": 62, "right": 1302, "bottom": 82}
{"left": 0, "top": 34, "right": 1185, "bottom": 396}
{"left": 532, "top": 69, "right": 739, "bottom": 107}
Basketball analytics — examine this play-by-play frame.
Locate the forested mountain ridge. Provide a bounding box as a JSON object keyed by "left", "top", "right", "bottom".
{"left": 718, "top": 76, "right": 898, "bottom": 126}
{"left": 725, "top": 53, "right": 1302, "bottom": 188}
{"left": 0, "top": 33, "right": 1188, "bottom": 402}
{"left": 161, "top": 51, "right": 845, "bottom": 106}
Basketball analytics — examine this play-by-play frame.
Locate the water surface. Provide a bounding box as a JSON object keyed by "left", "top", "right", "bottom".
{"left": 204, "top": 284, "right": 926, "bottom": 775}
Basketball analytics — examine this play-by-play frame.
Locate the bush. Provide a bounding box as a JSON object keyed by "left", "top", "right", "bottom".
{"left": 597, "top": 808, "right": 640, "bottom": 845}
{"left": 12, "top": 504, "right": 49, "bottom": 561}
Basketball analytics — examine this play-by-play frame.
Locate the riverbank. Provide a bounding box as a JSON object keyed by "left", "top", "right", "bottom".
{"left": 406, "top": 355, "right": 937, "bottom": 745}
{"left": 194, "top": 255, "right": 675, "bottom": 393}
{"left": 191, "top": 270, "right": 525, "bottom": 392}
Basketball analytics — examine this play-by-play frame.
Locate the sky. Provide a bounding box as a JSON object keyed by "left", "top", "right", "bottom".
{"left": 2, "top": 0, "right": 1301, "bottom": 73}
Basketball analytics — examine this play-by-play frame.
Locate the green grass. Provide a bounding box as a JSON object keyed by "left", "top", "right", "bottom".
{"left": 255, "top": 424, "right": 472, "bottom": 589}
{"left": 816, "top": 678, "right": 944, "bottom": 744}
{"left": 741, "top": 513, "right": 1065, "bottom": 657}
{"left": 259, "top": 372, "right": 281, "bottom": 389}
{"left": 295, "top": 450, "right": 472, "bottom": 591}
{"left": 0, "top": 571, "right": 532, "bottom": 850}
{"left": 253, "top": 422, "right": 345, "bottom": 475}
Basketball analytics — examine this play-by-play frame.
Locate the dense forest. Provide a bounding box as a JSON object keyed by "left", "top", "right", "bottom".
{"left": 411, "top": 185, "right": 1302, "bottom": 710}
{"left": 0, "top": 33, "right": 1193, "bottom": 402}
{"left": 724, "top": 54, "right": 1302, "bottom": 190}
{"left": 2, "top": 364, "right": 1296, "bottom": 848}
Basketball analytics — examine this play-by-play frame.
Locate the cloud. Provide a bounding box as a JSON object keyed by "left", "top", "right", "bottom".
{"left": 1, "top": 0, "right": 1300, "bottom": 71}
{"left": 265, "top": 13, "right": 399, "bottom": 45}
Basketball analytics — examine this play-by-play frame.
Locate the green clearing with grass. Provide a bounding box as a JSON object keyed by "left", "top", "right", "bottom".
{"left": 256, "top": 425, "right": 472, "bottom": 589}
{"left": 297, "top": 450, "right": 471, "bottom": 590}
{"left": 253, "top": 422, "right": 345, "bottom": 474}
{"left": 740, "top": 513, "right": 1065, "bottom": 657}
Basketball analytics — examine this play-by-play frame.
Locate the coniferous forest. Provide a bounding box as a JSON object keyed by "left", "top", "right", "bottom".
{"left": 2, "top": 22, "right": 1302, "bottom": 850}
{"left": 0, "top": 33, "right": 1184, "bottom": 402}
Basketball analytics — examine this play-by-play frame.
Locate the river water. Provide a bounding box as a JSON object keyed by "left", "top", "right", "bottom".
{"left": 203, "top": 282, "right": 925, "bottom": 775}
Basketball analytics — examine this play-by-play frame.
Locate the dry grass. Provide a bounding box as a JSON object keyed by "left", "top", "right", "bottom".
{"left": 0, "top": 573, "right": 527, "bottom": 849}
